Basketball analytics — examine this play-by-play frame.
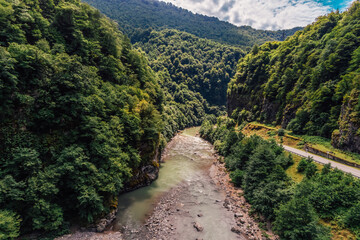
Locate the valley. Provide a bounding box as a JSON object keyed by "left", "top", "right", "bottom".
{"left": 0, "top": 0, "right": 359, "bottom": 239}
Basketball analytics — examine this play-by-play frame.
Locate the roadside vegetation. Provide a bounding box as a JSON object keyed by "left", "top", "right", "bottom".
{"left": 201, "top": 117, "right": 360, "bottom": 239}
{"left": 240, "top": 122, "right": 360, "bottom": 164}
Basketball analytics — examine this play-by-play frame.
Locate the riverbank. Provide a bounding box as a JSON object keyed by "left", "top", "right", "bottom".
{"left": 138, "top": 133, "right": 278, "bottom": 240}
{"left": 56, "top": 232, "right": 123, "bottom": 240}
{"left": 209, "top": 160, "right": 277, "bottom": 240}
{"left": 58, "top": 128, "right": 275, "bottom": 240}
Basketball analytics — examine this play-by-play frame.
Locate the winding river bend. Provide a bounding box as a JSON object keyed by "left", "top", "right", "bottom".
{"left": 112, "top": 128, "right": 242, "bottom": 239}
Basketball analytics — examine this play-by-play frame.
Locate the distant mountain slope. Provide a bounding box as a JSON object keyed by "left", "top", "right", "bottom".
{"left": 84, "top": 0, "right": 302, "bottom": 49}
{"left": 227, "top": 2, "right": 360, "bottom": 153}
{"left": 135, "top": 29, "right": 245, "bottom": 106}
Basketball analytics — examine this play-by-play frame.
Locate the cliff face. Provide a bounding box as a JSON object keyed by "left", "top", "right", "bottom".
{"left": 332, "top": 90, "right": 360, "bottom": 154}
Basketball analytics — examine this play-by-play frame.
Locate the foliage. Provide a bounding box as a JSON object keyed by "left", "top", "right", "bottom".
{"left": 137, "top": 29, "right": 240, "bottom": 139}
{"left": 229, "top": 169, "right": 244, "bottom": 187}
{"left": 297, "top": 158, "right": 308, "bottom": 172}
{"left": 0, "top": 210, "right": 21, "bottom": 240}
{"left": 134, "top": 29, "right": 244, "bottom": 106}
{"left": 0, "top": 0, "right": 163, "bottom": 236}
{"left": 343, "top": 201, "right": 360, "bottom": 231}
{"left": 201, "top": 116, "right": 360, "bottom": 237}
{"left": 277, "top": 128, "right": 285, "bottom": 136}
{"left": 83, "top": 0, "right": 301, "bottom": 49}
{"left": 273, "top": 197, "right": 330, "bottom": 240}
{"left": 228, "top": 2, "right": 360, "bottom": 152}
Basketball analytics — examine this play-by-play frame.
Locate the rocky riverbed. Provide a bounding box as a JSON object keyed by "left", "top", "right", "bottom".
{"left": 57, "top": 128, "right": 277, "bottom": 240}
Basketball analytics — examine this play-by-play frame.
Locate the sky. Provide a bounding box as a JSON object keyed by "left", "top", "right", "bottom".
{"left": 159, "top": 0, "right": 356, "bottom": 30}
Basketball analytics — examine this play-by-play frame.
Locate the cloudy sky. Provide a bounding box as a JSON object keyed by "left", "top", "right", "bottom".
{"left": 159, "top": 0, "right": 355, "bottom": 30}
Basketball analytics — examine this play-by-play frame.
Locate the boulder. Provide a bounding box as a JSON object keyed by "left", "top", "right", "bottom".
{"left": 193, "top": 222, "right": 204, "bottom": 232}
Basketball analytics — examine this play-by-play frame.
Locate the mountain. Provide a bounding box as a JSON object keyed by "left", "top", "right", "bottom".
{"left": 134, "top": 29, "right": 245, "bottom": 106}
{"left": 0, "top": 0, "right": 163, "bottom": 236}
{"left": 83, "top": 0, "right": 302, "bottom": 49}
{"left": 227, "top": 2, "right": 360, "bottom": 153}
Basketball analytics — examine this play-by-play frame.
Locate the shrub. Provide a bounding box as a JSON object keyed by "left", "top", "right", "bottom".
{"left": 230, "top": 169, "right": 244, "bottom": 187}
{"left": 0, "top": 210, "right": 21, "bottom": 240}
{"left": 278, "top": 128, "right": 285, "bottom": 136}
{"left": 297, "top": 158, "right": 308, "bottom": 172}
{"left": 344, "top": 202, "right": 360, "bottom": 230}
{"left": 273, "top": 197, "right": 330, "bottom": 240}
{"left": 305, "top": 162, "right": 318, "bottom": 178}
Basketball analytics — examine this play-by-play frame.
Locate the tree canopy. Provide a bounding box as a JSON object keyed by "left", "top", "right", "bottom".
{"left": 0, "top": 0, "right": 163, "bottom": 237}
{"left": 228, "top": 2, "right": 360, "bottom": 153}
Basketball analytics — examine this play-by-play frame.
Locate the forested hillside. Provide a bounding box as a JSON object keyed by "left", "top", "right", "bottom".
{"left": 228, "top": 2, "right": 360, "bottom": 153}
{"left": 135, "top": 29, "right": 244, "bottom": 106}
{"left": 0, "top": 0, "right": 163, "bottom": 237}
{"left": 84, "top": 0, "right": 302, "bottom": 49}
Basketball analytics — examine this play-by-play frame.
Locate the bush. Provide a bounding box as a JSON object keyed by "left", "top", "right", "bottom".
{"left": 278, "top": 128, "right": 285, "bottom": 136}
{"left": 297, "top": 158, "right": 308, "bottom": 172}
{"left": 273, "top": 197, "right": 330, "bottom": 240}
{"left": 305, "top": 162, "right": 318, "bottom": 178}
{"left": 230, "top": 169, "right": 244, "bottom": 187}
{"left": 0, "top": 210, "right": 20, "bottom": 240}
{"left": 344, "top": 202, "right": 360, "bottom": 230}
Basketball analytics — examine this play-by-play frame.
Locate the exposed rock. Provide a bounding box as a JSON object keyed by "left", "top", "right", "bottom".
{"left": 197, "top": 213, "right": 203, "bottom": 217}
{"left": 231, "top": 226, "right": 242, "bottom": 234}
{"left": 193, "top": 222, "right": 204, "bottom": 232}
{"left": 332, "top": 89, "right": 360, "bottom": 154}
{"left": 96, "top": 220, "right": 107, "bottom": 232}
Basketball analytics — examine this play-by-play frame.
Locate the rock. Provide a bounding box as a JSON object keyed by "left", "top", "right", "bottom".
{"left": 231, "top": 226, "right": 242, "bottom": 234}
{"left": 234, "top": 213, "right": 243, "bottom": 218}
{"left": 193, "top": 222, "right": 204, "bottom": 232}
{"left": 96, "top": 219, "right": 107, "bottom": 232}
{"left": 238, "top": 218, "right": 245, "bottom": 224}
{"left": 197, "top": 214, "right": 203, "bottom": 217}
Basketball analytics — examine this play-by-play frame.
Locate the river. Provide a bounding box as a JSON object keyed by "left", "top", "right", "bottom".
{"left": 58, "top": 128, "right": 248, "bottom": 240}
{"left": 112, "top": 127, "right": 242, "bottom": 239}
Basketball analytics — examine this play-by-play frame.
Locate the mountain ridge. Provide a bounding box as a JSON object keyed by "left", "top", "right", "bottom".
{"left": 84, "top": 0, "right": 302, "bottom": 49}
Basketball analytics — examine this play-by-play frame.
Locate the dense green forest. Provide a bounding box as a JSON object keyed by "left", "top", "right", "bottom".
{"left": 0, "top": 0, "right": 164, "bottom": 237}
{"left": 159, "top": 69, "right": 209, "bottom": 140}
{"left": 83, "top": 0, "right": 302, "bottom": 49}
{"left": 228, "top": 2, "right": 360, "bottom": 153}
{"left": 200, "top": 117, "right": 360, "bottom": 239}
{"left": 2, "top": 0, "right": 360, "bottom": 238}
{"left": 134, "top": 29, "right": 244, "bottom": 106}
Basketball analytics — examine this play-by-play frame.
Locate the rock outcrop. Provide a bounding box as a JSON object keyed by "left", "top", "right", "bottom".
{"left": 332, "top": 89, "right": 360, "bottom": 154}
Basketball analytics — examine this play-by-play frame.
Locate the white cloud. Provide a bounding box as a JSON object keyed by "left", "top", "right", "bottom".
{"left": 159, "top": 0, "right": 348, "bottom": 30}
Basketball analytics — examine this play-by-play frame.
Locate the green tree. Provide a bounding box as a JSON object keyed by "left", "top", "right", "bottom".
{"left": 0, "top": 210, "right": 20, "bottom": 240}
{"left": 273, "top": 197, "right": 330, "bottom": 240}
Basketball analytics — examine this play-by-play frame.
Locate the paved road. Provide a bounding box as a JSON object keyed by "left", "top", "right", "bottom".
{"left": 283, "top": 145, "right": 360, "bottom": 178}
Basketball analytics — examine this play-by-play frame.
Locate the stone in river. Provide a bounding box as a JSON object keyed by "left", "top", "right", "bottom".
{"left": 193, "top": 222, "right": 204, "bottom": 232}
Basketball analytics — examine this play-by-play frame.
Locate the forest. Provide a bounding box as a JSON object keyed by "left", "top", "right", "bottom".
{"left": 200, "top": 117, "right": 360, "bottom": 239}
{"left": 134, "top": 29, "right": 244, "bottom": 106}
{"left": 83, "top": 0, "right": 302, "bottom": 49}
{"left": 1, "top": 0, "right": 360, "bottom": 238}
{"left": 0, "top": 0, "right": 163, "bottom": 237}
{"left": 227, "top": 2, "right": 360, "bottom": 153}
